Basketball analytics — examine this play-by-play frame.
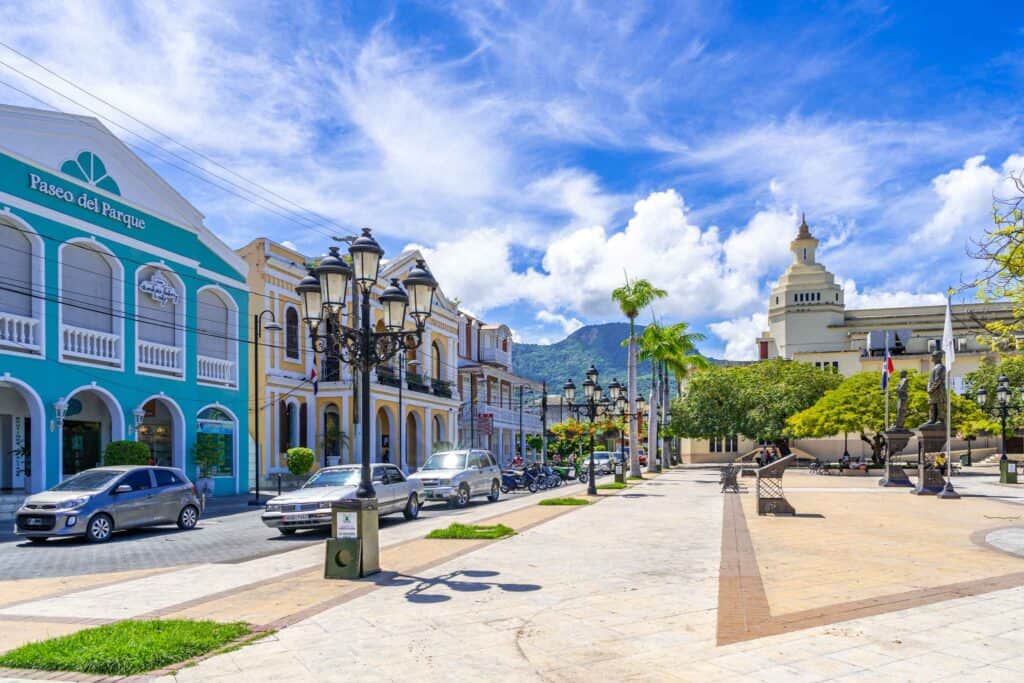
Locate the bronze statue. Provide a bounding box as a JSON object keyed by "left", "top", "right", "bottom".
{"left": 894, "top": 370, "right": 909, "bottom": 430}
{"left": 926, "top": 350, "right": 946, "bottom": 425}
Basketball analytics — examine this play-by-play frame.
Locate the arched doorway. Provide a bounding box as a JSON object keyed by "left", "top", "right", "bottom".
{"left": 0, "top": 374, "right": 45, "bottom": 493}
{"left": 375, "top": 407, "right": 393, "bottom": 463}
{"left": 62, "top": 385, "right": 124, "bottom": 480}
{"left": 406, "top": 412, "right": 420, "bottom": 472}
{"left": 322, "top": 404, "right": 342, "bottom": 466}
{"left": 136, "top": 395, "right": 185, "bottom": 469}
{"left": 431, "top": 414, "right": 445, "bottom": 452}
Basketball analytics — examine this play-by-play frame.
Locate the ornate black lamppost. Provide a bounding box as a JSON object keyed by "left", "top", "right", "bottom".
{"left": 563, "top": 364, "right": 610, "bottom": 496}
{"left": 296, "top": 229, "right": 438, "bottom": 500}
{"left": 609, "top": 377, "right": 644, "bottom": 484}
{"left": 975, "top": 374, "right": 1022, "bottom": 462}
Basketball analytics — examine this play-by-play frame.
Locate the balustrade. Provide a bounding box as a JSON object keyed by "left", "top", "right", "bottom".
{"left": 61, "top": 324, "right": 120, "bottom": 364}
{"left": 137, "top": 339, "right": 184, "bottom": 376}
{"left": 0, "top": 312, "right": 40, "bottom": 353}
{"left": 197, "top": 355, "right": 236, "bottom": 386}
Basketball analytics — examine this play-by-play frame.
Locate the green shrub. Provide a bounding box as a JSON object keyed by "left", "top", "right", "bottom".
{"left": 596, "top": 482, "right": 627, "bottom": 490}
{"left": 285, "top": 447, "right": 315, "bottom": 476}
{"left": 103, "top": 440, "right": 150, "bottom": 466}
{"left": 538, "top": 497, "right": 591, "bottom": 506}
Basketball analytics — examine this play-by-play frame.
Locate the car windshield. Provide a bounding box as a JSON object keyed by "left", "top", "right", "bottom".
{"left": 51, "top": 470, "right": 121, "bottom": 491}
{"left": 422, "top": 452, "right": 467, "bottom": 470}
{"left": 303, "top": 469, "right": 360, "bottom": 488}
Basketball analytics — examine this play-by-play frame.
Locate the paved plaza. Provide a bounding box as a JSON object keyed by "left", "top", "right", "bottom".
{"left": 3, "top": 469, "right": 1024, "bottom": 681}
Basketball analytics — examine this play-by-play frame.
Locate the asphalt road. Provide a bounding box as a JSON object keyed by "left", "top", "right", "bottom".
{"left": 0, "top": 483, "right": 586, "bottom": 581}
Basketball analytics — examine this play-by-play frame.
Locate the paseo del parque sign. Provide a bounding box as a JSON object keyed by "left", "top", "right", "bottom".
{"left": 28, "top": 172, "right": 146, "bottom": 230}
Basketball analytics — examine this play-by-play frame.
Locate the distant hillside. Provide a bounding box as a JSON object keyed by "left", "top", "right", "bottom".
{"left": 512, "top": 322, "right": 664, "bottom": 396}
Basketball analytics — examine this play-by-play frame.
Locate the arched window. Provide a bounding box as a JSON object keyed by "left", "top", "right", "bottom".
{"left": 196, "top": 287, "right": 238, "bottom": 386}
{"left": 431, "top": 342, "right": 442, "bottom": 381}
{"left": 60, "top": 240, "right": 122, "bottom": 366}
{"left": 0, "top": 222, "right": 33, "bottom": 317}
{"left": 62, "top": 241, "right": 115, "bottom": 333}
{"left": 285, "top": 307, "right": 299, "bottom": 359}
{"left": 136, "top": 266, "right": 185, "bottom": 377}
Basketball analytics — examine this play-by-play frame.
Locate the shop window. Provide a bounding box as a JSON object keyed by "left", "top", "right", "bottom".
{"left": 196, "top": 407, "right": 235, "bottom": 477}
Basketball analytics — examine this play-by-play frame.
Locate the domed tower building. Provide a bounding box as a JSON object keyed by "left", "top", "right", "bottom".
{"left": 757, "top": 215, "right": 847, "bottom": 366}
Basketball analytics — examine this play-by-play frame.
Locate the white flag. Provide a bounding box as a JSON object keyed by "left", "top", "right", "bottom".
{"left": 941, "top": 290, "right": 955, "bottom": 368}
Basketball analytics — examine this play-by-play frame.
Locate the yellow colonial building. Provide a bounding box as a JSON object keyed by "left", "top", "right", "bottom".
{"left": 238, "top": 239, "right": 460, "bottom": 488}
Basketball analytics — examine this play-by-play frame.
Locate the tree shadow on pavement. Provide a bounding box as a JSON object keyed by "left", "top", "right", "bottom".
{"left": 374, "top": 569, "right": 541, "bottom": 604}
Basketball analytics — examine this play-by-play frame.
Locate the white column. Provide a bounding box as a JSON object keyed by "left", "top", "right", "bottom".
{"left": 423, "top": 407, "right": 433, "bottom": 470}
{"left": 342, "top": 392, "right": 352, "bottom": 464}
{"left": 448, "top": 409, "right": 457, "bottom": 452}
{"left": 422, "top": 329, "right": 432, "bottom": 380}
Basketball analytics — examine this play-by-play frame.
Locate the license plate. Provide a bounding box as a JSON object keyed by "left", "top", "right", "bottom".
{"left": 424, "top": 489, "right": 434, "bottom": 496}
{"left": 25, "top": 517, "right": 43, "bottom": 526}
{"left": 284, "top": 514, "right": 310, "bottom": 522}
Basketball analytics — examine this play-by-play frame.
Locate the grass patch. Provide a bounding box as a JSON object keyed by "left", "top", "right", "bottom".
{"left": 596, "top": 482, "right": 627, "bottom": 490}
{"left": 426, "top": 522, "right": 515, "bottom": 540}
{"left": 0, "top": 619, "right": 250, "bottom": 676}
{"left": 538, "top": 497, "right": 591, "bottom": 506}
{"left": 627, "top": 475, "right": 645, "bottom": 480}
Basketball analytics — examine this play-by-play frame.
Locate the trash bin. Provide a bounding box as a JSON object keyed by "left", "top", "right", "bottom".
{"left": 324, "top": 498, "right": 380, "bottom": 579}
{"left": 960, "top": 453, "right": 971, "bottom": 467}
{"left": 1001, "top": 459, "right": 1018, "bottom": 485}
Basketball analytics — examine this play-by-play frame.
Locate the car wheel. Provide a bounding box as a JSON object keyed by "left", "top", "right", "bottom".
{"left": 278, "top": 527, "right": 297, "bottom": 536}
{"left": 455, "top": 484, "right": 470, "bottom": 508}
{"left": 27, "top": 537, "right": 48, "bottom": 544}
{"left": 488, "top": 480, "right": 500, "bottom": 502}
{"left": 403, "top": 494, "right": 420, "bottom": 520}
{"left": 177, "top": 505, "right": 199, "bottom": 530}
{"left": 86, "top": 513, "right": 113, "bottom": 543}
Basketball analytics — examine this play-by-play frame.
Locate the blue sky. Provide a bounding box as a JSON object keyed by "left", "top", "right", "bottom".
{"left": 1, "top": 1, "right": 1022, "bottom": 357}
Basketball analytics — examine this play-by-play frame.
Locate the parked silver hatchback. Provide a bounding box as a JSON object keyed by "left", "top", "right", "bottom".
{"left": 14, "top": 466, "right": 201, "bottom": 543}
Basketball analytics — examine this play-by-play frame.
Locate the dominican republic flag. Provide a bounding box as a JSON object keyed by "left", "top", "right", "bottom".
{"left": 310, "top": 358, "right": 319, "bottom": 395}
{"left": 881, "top": 335, "right": 895, "bottom": 390}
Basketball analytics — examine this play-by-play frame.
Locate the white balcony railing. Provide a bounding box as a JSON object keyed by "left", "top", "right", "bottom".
{"left": 61, "top": 324, "right": 120, "bottom": 365}
{"left": 197, "top": 355, "right": 236, "bottom": 386}
{"left": 0, "top": 311, "right": 41, "bottom": 353}
{"left": 137, "top": 340, "right": 184, "bottom": 376}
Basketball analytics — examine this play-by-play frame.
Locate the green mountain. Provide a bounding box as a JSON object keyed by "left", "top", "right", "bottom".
{"left": 513, "top": 322, "right": 658, "bottom": 396}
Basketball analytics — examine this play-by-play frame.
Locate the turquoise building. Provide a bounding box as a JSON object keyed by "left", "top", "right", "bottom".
{"left": 0, "top": 105, "right": 249, "bottom": 497}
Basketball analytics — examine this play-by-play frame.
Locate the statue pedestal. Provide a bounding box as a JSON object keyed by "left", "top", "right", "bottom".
{"left": 879, "top": 430, "right": 913, "bottom": 487}
{"left": 912, "top": 422, "right": 949, "bottom": 496}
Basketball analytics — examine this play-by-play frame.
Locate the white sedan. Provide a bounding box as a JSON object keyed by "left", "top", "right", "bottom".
{"left": 261, "top": 463, "right": 423, "bottom": 535}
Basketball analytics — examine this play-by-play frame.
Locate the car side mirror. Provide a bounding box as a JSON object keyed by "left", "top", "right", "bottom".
{"left": 114, "top": 484, "right": 132, "bottom": 494}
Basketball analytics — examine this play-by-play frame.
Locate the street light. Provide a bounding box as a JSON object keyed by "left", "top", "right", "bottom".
{"left": 249, "top": 309, "right": 282, "bottom": 506}
{"left": 976, "top": 375, "right": 1020, "bottom": 462}
{"left": 298, "top": 227, "right": 438, "bottom": 504}
{"left": 563, "top": 365, "right": 604, "bottom": 496}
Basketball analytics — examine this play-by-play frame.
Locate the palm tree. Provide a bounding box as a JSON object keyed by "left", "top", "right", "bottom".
{"left": 639, "top": 322, "right": 708, "bottom": 469}
{"left": 611, "top": 277, "right": 666, "bottom": 477}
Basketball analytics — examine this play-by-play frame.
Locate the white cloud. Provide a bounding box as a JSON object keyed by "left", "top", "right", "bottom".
{"left": 916, "top": 156, "right": 1002, "bottom": 245}
{"left": 280, "top": 240, "right": 298, "bottom": 251}
{"left": 841, "top": 279, "right": 946, "bottom": 309}
{"left": 535, "top": 310, "right": 584, "bottom": 337}
{"left": 709, "top": 313, "right": 768, "bottom": 361}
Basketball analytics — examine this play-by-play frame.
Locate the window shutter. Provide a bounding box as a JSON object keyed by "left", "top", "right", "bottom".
{"left": 299, "top": 402, "right": 308, "bottom": 448}
{"left": 278, "top": 400, "right": 287, "bottom": 452}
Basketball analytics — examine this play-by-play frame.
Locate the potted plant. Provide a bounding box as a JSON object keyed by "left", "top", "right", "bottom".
{"left": 191, "top": 433, "right": 224, "bottom": 498}
{"left": 323, "top": 426, "right": 346, "bottom": 467}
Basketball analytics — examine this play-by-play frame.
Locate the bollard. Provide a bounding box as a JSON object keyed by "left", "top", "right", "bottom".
{"left": 277, "top": 473, "right": 282, "bottom": 496}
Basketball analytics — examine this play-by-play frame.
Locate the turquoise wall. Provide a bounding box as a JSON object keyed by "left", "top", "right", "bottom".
{"left": 0, "top": 150, "right": 249, "bottom": 496}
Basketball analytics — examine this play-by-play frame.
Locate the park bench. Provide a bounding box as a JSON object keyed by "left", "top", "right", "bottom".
{"left": 720, "top": 465, "right": 740, "bottom": 493}
{"left": 756, "top": 454, "right": 796, "bottom": 515}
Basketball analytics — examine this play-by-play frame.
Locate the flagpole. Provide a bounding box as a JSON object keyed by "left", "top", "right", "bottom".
{"left": 884, "top": 331, "right": 890, "bottom": 432}
{"left": 939, "top": 288, "right": 959, "bottom": 499}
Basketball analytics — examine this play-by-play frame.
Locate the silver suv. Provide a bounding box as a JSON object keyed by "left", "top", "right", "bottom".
{"left": 408, "top": 449, "right": 502, "bottom": 508}
{"left": 15, "top": 466, "right": 201, "bottom": 543}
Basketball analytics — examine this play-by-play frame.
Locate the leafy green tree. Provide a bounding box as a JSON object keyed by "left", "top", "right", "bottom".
{"left": 964, "top": 356, "right": 1024, "bottom": 432}
{"left": 788, "top": 371, "right": 993, "bottom": 463}
{"left": 670, "top": 359, "right": 842, "bottom": 453}
{"left": 972, "top": 168, "right": 1024, "bottom": 347}
{"left": 611, "top": 277, "right": 666, "bottom": 476}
